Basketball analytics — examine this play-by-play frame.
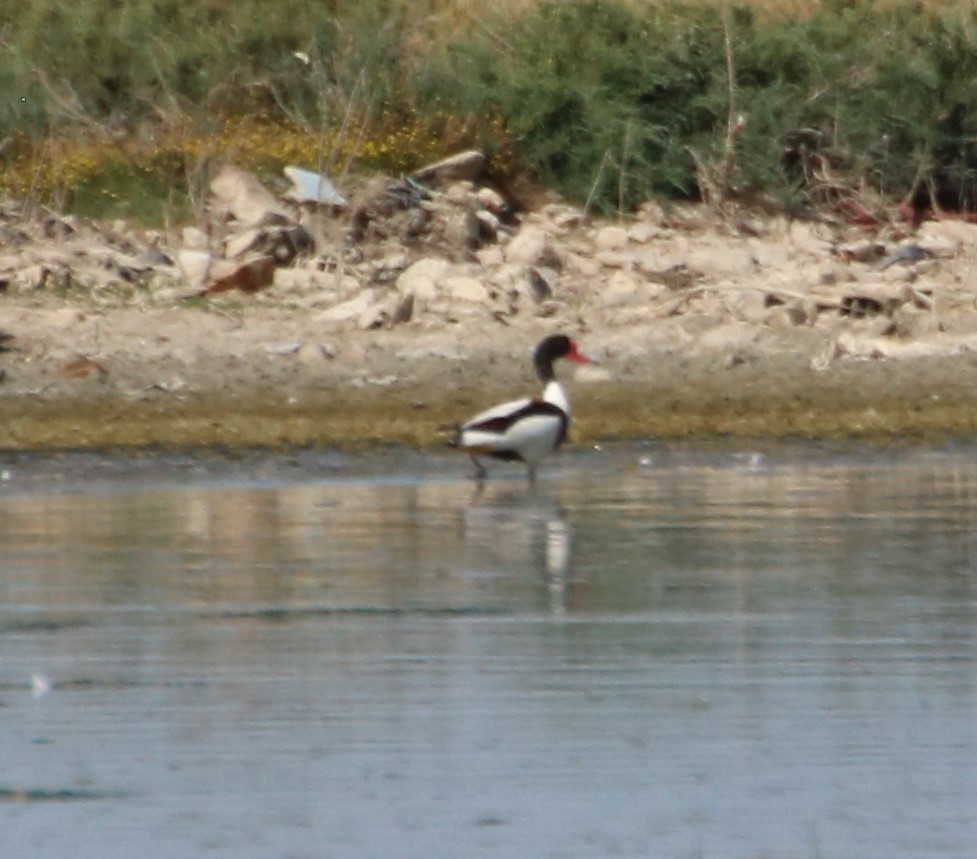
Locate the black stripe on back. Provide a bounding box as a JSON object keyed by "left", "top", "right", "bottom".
{"left": 468, "top": 399, "right": 567, "bottom": 436}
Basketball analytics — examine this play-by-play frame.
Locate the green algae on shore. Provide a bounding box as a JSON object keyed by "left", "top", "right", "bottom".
{"left": 5, "top": 365, "right": 977, "bottom": 452}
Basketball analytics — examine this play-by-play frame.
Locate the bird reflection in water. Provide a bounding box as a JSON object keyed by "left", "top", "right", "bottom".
{"left": 459, "top": 484, "right": 587, "bottom": 613}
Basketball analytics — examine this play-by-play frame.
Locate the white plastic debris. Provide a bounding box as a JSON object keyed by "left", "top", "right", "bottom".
{"left": 283, "top": 166, "right": 348, "bottom": 207}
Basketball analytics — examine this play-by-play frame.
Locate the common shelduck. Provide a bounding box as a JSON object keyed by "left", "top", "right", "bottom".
{"left": 450, "top": 334, "right": 594, "bottom": 482}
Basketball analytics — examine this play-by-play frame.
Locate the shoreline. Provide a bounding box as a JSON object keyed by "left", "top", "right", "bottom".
{"left": 5, "top": 193, "right": 977, "bottom": 453}
{"left": 4, "top": 335, "right": 977, "bottom": 452}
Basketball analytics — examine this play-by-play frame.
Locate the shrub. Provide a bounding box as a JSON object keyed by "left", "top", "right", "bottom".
{"left": 2, "top": 0, "right": 977, "bottom": 218}
{"left": 417, "top": 1, "right": 727, "bottom": 211}
{"left": 421, "top": 0, "right": 977, "bottom": 213}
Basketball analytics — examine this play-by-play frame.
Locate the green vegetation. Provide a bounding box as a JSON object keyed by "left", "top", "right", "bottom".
{"left": 2, "top": 0, "right": 976, "bottom": 220}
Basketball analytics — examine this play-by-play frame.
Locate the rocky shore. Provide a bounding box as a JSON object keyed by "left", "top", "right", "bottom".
{"left": 4, "top": 153, "right": 977, "bottom": 452}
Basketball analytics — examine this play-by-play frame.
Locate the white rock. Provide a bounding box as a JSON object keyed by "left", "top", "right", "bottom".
{"left": 396, "top": 257, "right": 450, "bottom": 300}
{"left": 594, "top": 225, "right": 629, "bottom": 251}
{"left": 444, "top": 181, "right": 476, "bottom": 205}
{"left": 273, "top": 268, "right": 333, "bottom": 294}
{"left": 443, "top": 275, "right": 490, "bottom": 304}
{"left": 627, "top": 222, "right": 660, "bottom": 243}
{"left": 181, "top": 226, "right": 209, "bottom": 250}
{"left": 919, "top": 220, "right": 977, "bottom": 250}
{"left": 315, "top": 289, "right": 377, "bottom": 323}
{"left": 210, "top": 165, "right": 290, "bottom": 227}
{"left": 598, "top": 270, "right": 645, "bottom": 307}
{"left": 564, "top": 252, "right": 601, "bottom": 278}
{"left": 475, "top": 246, "right": 505, "bottom": 267}
{"left": 594, "top": 249, "right": 634, "bottom": 269}
{"left": 476, "top": 187, "right": 507, "bottom": 214}
{"left": 175, "top": 250, "right": 212, "bottom": 289}
{"left": 504, "top": 226, "right": 558, "bottom": 267}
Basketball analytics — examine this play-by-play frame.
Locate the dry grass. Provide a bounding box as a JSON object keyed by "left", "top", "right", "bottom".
{"left": 0, "top": 112, "right": 455, "bottom": 222}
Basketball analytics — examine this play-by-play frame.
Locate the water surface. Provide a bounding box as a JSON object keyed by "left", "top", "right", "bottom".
{"left": 1, "top": 443, "right": 976, "bottom": 858}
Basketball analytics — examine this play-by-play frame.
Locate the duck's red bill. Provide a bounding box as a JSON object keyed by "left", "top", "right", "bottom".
{"left": 567, "top": 341, "right": 596, "bottom": 364}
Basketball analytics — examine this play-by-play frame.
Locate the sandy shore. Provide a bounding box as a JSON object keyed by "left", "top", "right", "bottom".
{"left": 4, "top": 199, "right": 977, "bottom": 452}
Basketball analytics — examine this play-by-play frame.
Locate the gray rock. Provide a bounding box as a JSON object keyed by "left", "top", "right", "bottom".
{"left": 390, "top": 292, "right": 414, "bottom": 325}
{"left": 525, "top": 266, "right": 553, "bottom": 303}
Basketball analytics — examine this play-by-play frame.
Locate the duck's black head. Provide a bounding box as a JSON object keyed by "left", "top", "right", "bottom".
{"left": 533, "top": 334, "right": 593, "bottom": 381}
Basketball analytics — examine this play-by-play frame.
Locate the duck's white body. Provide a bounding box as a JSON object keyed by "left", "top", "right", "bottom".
{"left": 457, "top": 381, "right": 571, "bottom": 471}
{"left": 451, "top": 336, "right": 592, "bottom": 482}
